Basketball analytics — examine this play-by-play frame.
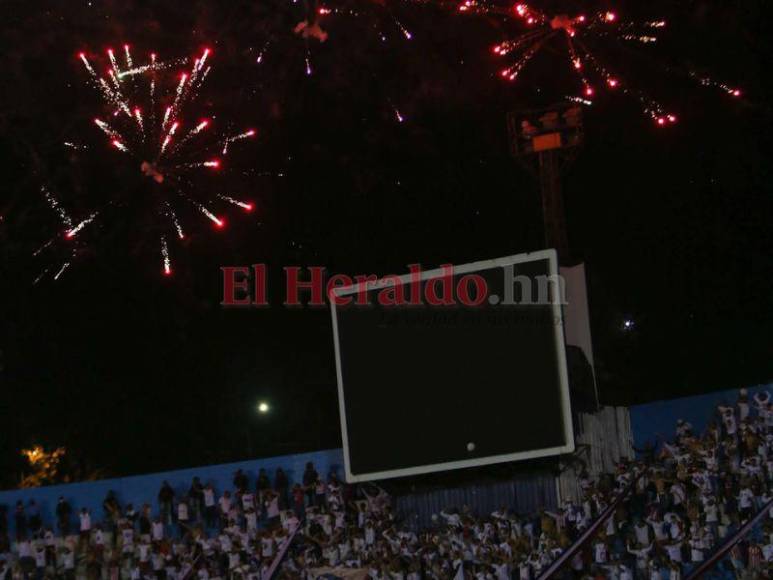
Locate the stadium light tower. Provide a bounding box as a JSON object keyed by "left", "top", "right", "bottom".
{"left": 508, "top": 105, "right": 599, "bottom": 410}
{"left": 507, "top": 103, "right": 583, "bottom": 265}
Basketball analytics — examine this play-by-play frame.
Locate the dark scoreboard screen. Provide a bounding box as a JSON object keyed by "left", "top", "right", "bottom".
{"left": 330, "top": 250, "right": 574, "bottom": 482}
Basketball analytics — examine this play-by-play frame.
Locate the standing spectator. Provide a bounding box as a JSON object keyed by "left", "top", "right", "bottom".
{"left": 78, "top": 507, "right": 91, "bottom": 549}
{"left": 292, "top": 484, "right": 305, "bottom": 517}
{"left": 203, "top": 483, "right": 217, "bottom": 530}
{"left": 737, "top": 388, "right": 751, "bottom": 421}
{"left": 33, "top": 542, "right": 45, "bottom": 577}
{"left": 256, "top": 468, "right": 270, "bottom": 506}
{"left": 59, "top": 545, "right": 75, "bottom": 580}
{"left": 274, "top": 468, "right": 289, "bottom": 509}
{"left": 158, "top": 480, "right": 175, "bottom": 524}
{"left": 177, "top": 496, "right": 190, "bottom": 537}
{"left": 233, "top": 469, "right": 248, "bottom": 494}
{"left": 138, "top": 504, "right": 152, "bottom": 540}
{"left": 303, "top": 462, "right": 318, "bottom": 506}
{"left": 55, "top": 496, "right": 72, "bottom": 536}
{"left": 16, "top": 539, "right": 33, "bottom": 577}
{"left": 14, "top": 501, "right": 26, "bottom": 542}
{"left": 151, "top": 517, "right": 164, "bottom": 542}
{"left": 102, "top": 490, "right": 120, "bottom": 537}
{"left": 27, "top": 500, "right": 41, "bottom": 538}
{"left": 218, "top": 490, "right": 232, "bottom": 527}
{"left": 314, "top": 477, "right": 327, "bottom": 508}
{"left": 264, "top": 490, "right": 280, "bottom": 526}
{"left": 189, "top": 477, "right": 204, "bottom": 522}
{"left": 125, "top": 502, "right": 137, "bottom": 527}
{"left": 0, "top": 514, "right": 7, "bottom": 561}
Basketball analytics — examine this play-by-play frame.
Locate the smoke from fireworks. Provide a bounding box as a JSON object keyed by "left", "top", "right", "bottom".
{"left": 38, "top": 46, "right": 257, "bottom": 281}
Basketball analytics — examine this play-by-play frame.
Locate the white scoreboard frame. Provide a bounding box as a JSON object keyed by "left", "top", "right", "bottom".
{"left": 329, "top": 249, "right": 575, "bottom": 483}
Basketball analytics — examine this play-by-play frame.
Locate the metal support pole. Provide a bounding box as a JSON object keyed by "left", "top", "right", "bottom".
{"left": 685, "top": 498, "right": 773, "bottom": 580}
{"left": 537, "top": 471, "right": 643, "bottom": 580}
{"left": 538, "top": 148, "right": 570, "bottom": 264}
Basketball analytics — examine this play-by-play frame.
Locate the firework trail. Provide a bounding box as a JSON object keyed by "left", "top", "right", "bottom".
{"left": 291, "top": 0, "right": 414, "bottom": 49}
{"left": 252, "top": 0, "right": 416, "bottom": 121}
{"left": 252, "top": 0, "right": 414, "bottom": 89}
{"left": 33, "top": 186, "right": 89, "bottom": 284}
{"left": 458, "top": 1, "right": 742, "bottom": 125}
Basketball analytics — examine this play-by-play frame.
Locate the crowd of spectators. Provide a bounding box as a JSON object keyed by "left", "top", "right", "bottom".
{"left": 0, "top": 388, "right": 772, "bottom": 579}
{"left": 276, "top": 388, "right": 773, "bottom": 579}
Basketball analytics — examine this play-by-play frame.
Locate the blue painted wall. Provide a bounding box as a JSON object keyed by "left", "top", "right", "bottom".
{"left": 629, "top": 382, "right": 772, "bottom": 448}
{"left": 0, "top": 448, "right": 344, "bottom": 535}
{"left": 6, "top": 382, "right": 771, "bottom": 536}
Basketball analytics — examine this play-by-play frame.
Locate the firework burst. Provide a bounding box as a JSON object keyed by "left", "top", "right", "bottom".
{"left": 245, "top": 0, "right": 421, "bottom": 125}
{"left": 256, "top": 0, "right": 414, "bottom": 114}
{"left": 40, "top": 46, "right": 257, "bottom": 280}
{"left": 458, "top": 1, "right": 743, "bottom": 125}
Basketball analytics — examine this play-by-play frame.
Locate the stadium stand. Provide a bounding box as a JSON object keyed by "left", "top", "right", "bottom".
{"left": 0, "top": 385, "right": 771, "bottom": 579}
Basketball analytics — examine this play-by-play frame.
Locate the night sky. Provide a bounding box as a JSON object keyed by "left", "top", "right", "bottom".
{"left": 0, "top": 0, "right": 771, "bottom": 487}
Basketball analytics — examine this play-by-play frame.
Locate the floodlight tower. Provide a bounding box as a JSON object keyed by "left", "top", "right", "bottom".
{"left": 508, "top": 104, "right": 599, "bottom": 411}
{"left": 507, "top": 104, "right": 583, "bottom": 265}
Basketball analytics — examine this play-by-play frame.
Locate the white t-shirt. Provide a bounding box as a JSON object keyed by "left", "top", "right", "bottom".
{"left": 665, "top": 542, "right": 683, "bottom": 562}
{"left": 261, "top": 537, "right": 275, "bottom": 558}
{"left": 493, "top": 563, "right": 509, "bottom": 580}
{"left": 34, "top": 548, "right": 46, "bottom": 568}
{"left": 704, "top": 504, "right": 718, "bottom": 522}
{"left": 80, "top": 512, "right": 92, "bottom": 531}
{"left": 152, "top": 521, "right": 164, "bottom": 541}
{"left": 634, "top": 523, "right": 650, "bottom": 545}
{"left": 18, "top": 541, "right": 32, "bottom": 558}
{"left": 690, "top": 539, "right": 704, "bottom": 562}
{"left": 266, "top": 496, "right": 280, "bottom": 518}
{"left": 152, "top": 553, "right": 164, "bottom": 571}
{"left": 518, "top": 562, "right": 530, "bottom": 580}
{"left": 324, "top": 545, "right": 339, "bottom": 566}
{"left": 670, "top": 484, "right": 686, "bottom": 505}
{"left": 594, "top": 542, "right": 608, "bottom": 564}
{"left": 204, "top": 489, "right": 215, "bottom": 507}
{"left": 122, "top": 528, "right": 135, "bottom": 552}
{"left": 648, "top": 519, "right": 667, "bottom": 541}
{"left": 738, "top": 488, "right": 754, "bottom": 509}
